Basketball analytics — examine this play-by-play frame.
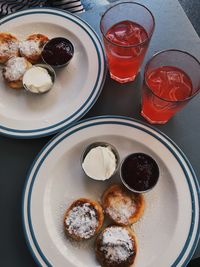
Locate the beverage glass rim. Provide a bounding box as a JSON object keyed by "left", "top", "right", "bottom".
{"left": 100, "top": 1, "right": 155, "bottom": 48}
{"left": 144, "top": 49, "right": 200, "bottom": 103}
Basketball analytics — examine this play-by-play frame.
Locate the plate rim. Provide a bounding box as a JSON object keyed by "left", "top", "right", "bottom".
{"left": 0, "top": 8, "right": 107, "bottom": 138}
{"left": 22, "top": 115, "right": 200, "bottom": 267}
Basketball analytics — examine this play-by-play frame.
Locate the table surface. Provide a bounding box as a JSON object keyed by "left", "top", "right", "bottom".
{"left": 179, "top": 0, "right": 200, "bottom": 37}
{"left": 0, "top": 0, "right": 200, "bottom": 266}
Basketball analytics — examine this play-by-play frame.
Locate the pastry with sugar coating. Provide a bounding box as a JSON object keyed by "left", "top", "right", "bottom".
{"left": 102, "top": 184, "right": 145, "bottom": 226}
{"left": 19, "top": 33, "right": 49, "bottom": 63}
{"left": 64, "top": 198, "right": 104, "bottom": 241}
{"left": 0, "top": 32, "right": 19, "bottom": 63}
{"left": 95, "top": 225, "right": 137, "bottom": 267}
{"left": 2, "top": 56, "right": 32, "bottom": 89}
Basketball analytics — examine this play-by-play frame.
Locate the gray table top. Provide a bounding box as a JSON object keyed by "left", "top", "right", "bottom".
{"left": 0, "top": 0, "right": 200, "bottom": 266}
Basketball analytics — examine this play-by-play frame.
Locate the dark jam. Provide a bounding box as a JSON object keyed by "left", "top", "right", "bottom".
{"left": 121, "top": 153, "right": 159, "bottom": 192}
{"left": 42, "top": 37, "right": 74, "bottom": 67}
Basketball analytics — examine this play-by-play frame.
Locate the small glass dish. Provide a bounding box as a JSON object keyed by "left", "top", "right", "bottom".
{"left": 120, "top": 152, "right": 159, "bottom": 193}
{"left": 41, "top": 37, "right": 74, "bottom": 68}
{"left": 23, "top": 64, "right": 56, "bottom": 94}
{"left": 81, "top": 141, "right": 120, "bottom": 181}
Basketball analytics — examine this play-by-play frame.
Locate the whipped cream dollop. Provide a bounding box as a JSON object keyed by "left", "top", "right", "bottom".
{"left": 82, "top": 146, "right": 117, "bottom": 180}
{"left": 23, "top": 66, "right": 53, "bottom": 93}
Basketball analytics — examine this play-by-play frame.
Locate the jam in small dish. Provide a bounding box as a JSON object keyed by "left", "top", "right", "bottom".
{"left": 120, "top": 153, "right": 159, "bottom": 193}
{"left": 41, "top": 37, "right": 74, "bottom": 68}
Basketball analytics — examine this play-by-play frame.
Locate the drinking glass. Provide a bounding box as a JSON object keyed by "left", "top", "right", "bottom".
{"left": 100, "top": 2, "right": 155, "bottom": 83}
{"left": 141, "top": 49, "right": 200, "bottom": 124}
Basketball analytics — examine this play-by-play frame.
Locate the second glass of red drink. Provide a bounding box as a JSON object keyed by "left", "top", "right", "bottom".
{"left": 100, "top": 2, "right": 155, "bottom": 83}
{"left": 141, "top": 49, "right": 200, "bottom": 124}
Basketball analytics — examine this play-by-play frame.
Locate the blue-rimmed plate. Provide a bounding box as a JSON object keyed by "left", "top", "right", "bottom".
{"left": 23, "top": 116, "right": 200, "bottom": 267}
{"left": 0, "top": 8, "right": 106, "bottom": 138}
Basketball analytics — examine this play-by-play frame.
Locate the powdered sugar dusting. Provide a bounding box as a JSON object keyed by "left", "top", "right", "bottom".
{"left": 100, "top": 226, "right": 134, "bottom": 263}
{"left": 0, "top": 41, "right": 19, "bottom": 57}
{"left": 106, "top": 195, "right": 136, "bottom": 224}
{"left": 55, "top": 201, "right": 95, "bottom": 251}
{"left": 3, "top": 57, "right": 27, "bottom": 81}
{"left": 19, "top": 40, "right": 41, "bottom": 56}
{"left": 65, "top": 203, "right": 98, "bottom": 239}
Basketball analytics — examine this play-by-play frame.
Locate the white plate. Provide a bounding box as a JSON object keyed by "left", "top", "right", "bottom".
{"left": 23, "top": 116, "right": 200, "bottom": 267}
{"left": 0, "top": 8, "right": 106, "bottom": 138}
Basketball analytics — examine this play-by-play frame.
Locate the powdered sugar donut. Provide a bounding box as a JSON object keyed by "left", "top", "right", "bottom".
{"left": 19, "top": 34, "right": 49, "bottom": 63}
{"left": 102, "top": 184, "right": 145, "bottom": 225}
{"left": 0, "top": 32, "right": 19, "bottom": 63}
{"left": 64, "top": 198, "right": 104, "bottom": 241}
{"left": 2, "top": 56, "right": 32, "bottom": 89}
{"left": 95, "top": 225, "right": 137, "bottom": 267}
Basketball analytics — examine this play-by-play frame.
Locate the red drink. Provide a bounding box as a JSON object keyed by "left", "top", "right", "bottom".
{"left": 104, "top": 20, "right": 149, "bottom": 83}
{"left": 142, "top": 66, "right": 193, "bottom": 123}
{"left": 100, "top": 2, "right": 155, "bottom": 83}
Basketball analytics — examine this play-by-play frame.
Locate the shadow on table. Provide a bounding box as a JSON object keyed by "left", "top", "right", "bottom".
{"left": 187, "top": 257, "right": 200, "bottom": 266}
